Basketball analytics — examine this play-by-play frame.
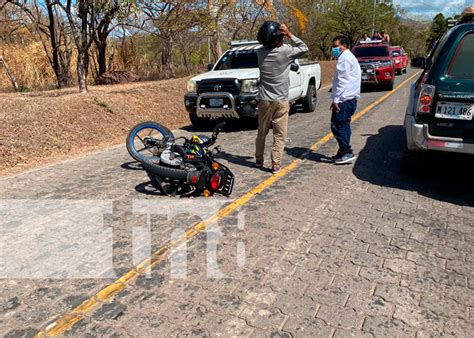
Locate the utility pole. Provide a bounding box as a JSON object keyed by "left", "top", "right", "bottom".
{"left": 371, "top": 0, "right": 377, "bottom": 36}
{"left": 208, "top": 36, "right": 211, "bottom": 64}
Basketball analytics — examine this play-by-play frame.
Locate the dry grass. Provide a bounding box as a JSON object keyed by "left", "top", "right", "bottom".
{"left": 0, "top": 61, "right": 336, "bottom": 176}
{"left": 0, "top": 77, "right": 190, "bottom": 175}
{"left": 0, "top": 41, "right": 56, "bottom": 92}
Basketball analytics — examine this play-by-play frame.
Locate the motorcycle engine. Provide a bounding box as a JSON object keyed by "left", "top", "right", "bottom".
{"left": 159, "top": 149, "right": 183, "bottom": 167}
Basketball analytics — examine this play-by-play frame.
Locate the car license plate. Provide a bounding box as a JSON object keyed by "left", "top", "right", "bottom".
{"left": 209, "top": 98, "right": 223, "bottom": 108}
{"left": 435, "top": 102, "right": 473, "bottom": 121}
{"left": 362, "top": 74, "right": 370, "bottom": 81}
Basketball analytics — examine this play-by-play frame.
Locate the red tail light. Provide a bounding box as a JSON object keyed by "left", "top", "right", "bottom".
{"left": 416, "top": 84, "right": 436, "bottom": 118}
{"left": 210, "top": 173, "right": 220, "bottom": 191}
{"left": 420, "top": 95, "right": 432, "bottom": 105}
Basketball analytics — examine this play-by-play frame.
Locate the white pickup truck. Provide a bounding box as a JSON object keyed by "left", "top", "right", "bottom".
{"left": 184, "top": 40, "right": 322, "bottom": 128}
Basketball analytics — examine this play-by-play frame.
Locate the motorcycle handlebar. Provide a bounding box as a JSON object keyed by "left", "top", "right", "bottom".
{"left": 213, "top": 122, "right": 226, "bottom": 137}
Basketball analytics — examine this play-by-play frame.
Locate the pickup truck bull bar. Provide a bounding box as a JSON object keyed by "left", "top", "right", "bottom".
{"left": 196, "top": 92, "right": 240, "bottom": 119}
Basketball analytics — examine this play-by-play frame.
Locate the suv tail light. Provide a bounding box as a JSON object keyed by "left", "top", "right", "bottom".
{"left": 416, "top": 84, "right": 436, "bottom": 118}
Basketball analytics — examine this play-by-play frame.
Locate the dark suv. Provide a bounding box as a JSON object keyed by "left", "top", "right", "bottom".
{"left": 404, "top": 8, "right": 474, "bottom": 155}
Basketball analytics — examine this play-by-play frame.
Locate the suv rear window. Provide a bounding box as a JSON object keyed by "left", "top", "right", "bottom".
{"left": 353, "top": 46, "right": 389, "bottom": 57}
{"left": 446, "top": 33, "right": 474, "bottom": 79}
{"left": 214, "top": 50, "right": 258, "bottom": 70}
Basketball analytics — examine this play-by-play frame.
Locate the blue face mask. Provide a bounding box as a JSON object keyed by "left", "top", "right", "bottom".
{"left": 332, "top": 47, "right": 342, "bottom": 59}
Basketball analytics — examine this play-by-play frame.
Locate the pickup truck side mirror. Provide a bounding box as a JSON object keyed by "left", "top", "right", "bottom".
{"left": 207, "top": 63, "right": 214, "bottom": 71}
{"left": 411, "top": 57, "right": 426, "bottom": 69}
{"left": 290, "top": 63, "right": 300, "bottom": 72}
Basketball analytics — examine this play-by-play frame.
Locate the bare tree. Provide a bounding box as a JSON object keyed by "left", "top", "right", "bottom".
{"left": 139, "top": 0, "right": 204, "bottom": 79}
{"left": 93, "top": 1, "right": 134, "bottom": 76}
{"left": 4, "top": 0, "right": 73, "bottom": 88}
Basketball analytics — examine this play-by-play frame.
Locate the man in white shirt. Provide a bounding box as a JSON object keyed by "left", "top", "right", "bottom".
{"left": 330, "top": 36, "right": 362, "bottom": 165}
{"left": 361, "top": 33, "right": 371, "bottom": 42}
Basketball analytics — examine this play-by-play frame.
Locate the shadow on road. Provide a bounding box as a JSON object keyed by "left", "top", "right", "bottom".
{"left": 214, "top": 151, "right": 268, "bottom": 171}
{"left": 361, "top": 84, "right": 393, "bottom": 93}
{"left": 135, "top": 181, "right": 196, "bottom": 197}
{"left": 121, "top": 161, "right": 144, "bottom": 171}
{"left": 285, "top": 146, "right": 334, "bottom": 164}
{"left": 353, "top": 125, "right": 474, "bottom": 207}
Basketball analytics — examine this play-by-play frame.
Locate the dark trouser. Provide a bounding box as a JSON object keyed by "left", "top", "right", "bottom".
{"left": 331, "top": 98, "right": 357, "bottom": 155}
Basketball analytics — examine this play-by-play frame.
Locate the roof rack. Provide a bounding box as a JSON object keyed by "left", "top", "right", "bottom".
{"left": 229, "top": 40, "right": 260, "bottom": 48}
{"left": 458, "top": 6, "right": 474, "bottom": 24}
{"left": 358, "top": 40, "right": 386, "bottom": 45}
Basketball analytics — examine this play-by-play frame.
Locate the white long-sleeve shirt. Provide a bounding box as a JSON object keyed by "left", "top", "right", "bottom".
{"left": 331, "top": 50, "right": 362, "bottom": 104}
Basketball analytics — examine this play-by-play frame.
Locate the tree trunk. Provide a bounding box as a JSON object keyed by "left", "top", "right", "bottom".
{"left": 161, "top": 37, "right": 175, "bottom": 79}
{"left": 57, "top": 46, "right": 72, "bottom": 88}
{"left": 108, "top": 45, "right": 115, "bottom": 71}
{"left": 210, "top": 30, "right": 222, "bottom": 63}
{"left": 97, "top": 41, "right": 107, "bottom": 76}
{"left": 181, "top": 49, "right": 191, "bottom": 75}
{"left": 77, "top": 50, "right": 89, "bottom": 93}
{"left": 178, "top": 40, "right": 191, "bottom": 75}
{"left": 95, "top": 22, "right": 110, "bottom": 76}
{"left": 208, "top": 0, "right": 222, "bottom": 62}
{"left": 0, "top": 55, "right": 19, "bottom": 91}
{"left": 45, "top": 0, "right": 71, "bottom": 88}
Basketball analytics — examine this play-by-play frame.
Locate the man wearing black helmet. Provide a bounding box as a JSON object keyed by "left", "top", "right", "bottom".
{"left": 255, "top": 21, "right": 308, "bottom": 174}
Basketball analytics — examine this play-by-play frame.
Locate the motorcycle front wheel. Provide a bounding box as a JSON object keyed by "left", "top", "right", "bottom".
{"left": 126, "top": 121, "right": 174, "bottom": 162}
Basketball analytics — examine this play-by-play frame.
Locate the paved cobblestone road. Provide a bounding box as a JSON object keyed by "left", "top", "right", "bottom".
{"left": 1, "top": 69, "right": 473, "bottom": 337}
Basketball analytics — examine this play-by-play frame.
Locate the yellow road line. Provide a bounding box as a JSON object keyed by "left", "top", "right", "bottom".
{"left": 35, "top": 71, "right": 421, "bottom": 337}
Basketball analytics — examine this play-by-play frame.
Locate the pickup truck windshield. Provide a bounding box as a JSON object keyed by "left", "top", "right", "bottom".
{"left": 214, "top": 50, "right": 258, "bottom": 70}
{"left": 353, "top": 46, "right": 389, "bottom": 58}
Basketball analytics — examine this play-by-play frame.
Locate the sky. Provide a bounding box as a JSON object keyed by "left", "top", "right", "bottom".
{"left": 394, "top": 0, "right": 473, "bottom": 18}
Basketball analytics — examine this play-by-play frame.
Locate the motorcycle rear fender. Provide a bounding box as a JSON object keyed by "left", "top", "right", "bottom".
{"left": 186, "top": 169, "right": 211, "bottom": 190}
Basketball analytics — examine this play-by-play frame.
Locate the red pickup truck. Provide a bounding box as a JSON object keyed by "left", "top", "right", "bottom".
{"left": 390, "top": 46, "right": 409, "bottom": 75}
{"left": 352, "top": 41, "right": 395, "bottom": 90}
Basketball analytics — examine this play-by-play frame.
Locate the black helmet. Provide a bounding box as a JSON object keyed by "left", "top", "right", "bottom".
{"left": 257, "top": 21, "right": 284, "bottom": 48}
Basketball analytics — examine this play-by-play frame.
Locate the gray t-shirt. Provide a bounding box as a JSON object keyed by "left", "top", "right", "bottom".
{"left": 256, "top": 35, "right": 309, "bottom": 101}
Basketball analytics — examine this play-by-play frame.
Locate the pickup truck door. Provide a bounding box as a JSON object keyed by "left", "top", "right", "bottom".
{"left": 289, "top": 60, "right": 304, "bottom": 101}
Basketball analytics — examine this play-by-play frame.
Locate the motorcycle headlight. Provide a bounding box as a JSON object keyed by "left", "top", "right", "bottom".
{"left": 241, "top": 79, "right": 259, "bottom": 93}
{"left": 187, "top": 80, "right": 197, "bottom": 93}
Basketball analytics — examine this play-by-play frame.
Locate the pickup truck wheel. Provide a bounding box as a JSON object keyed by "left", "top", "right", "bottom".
{"left": 189, "top": 114, "right": 209, "bottom": 130}
{"left": 302, "top": 84, "right": 317, "bottom": 112}
{"left": 386, "top": 81, "right": 394, "bottom": 91}
{"left": 403, "top": 67, "right": 408, "bottom": 74}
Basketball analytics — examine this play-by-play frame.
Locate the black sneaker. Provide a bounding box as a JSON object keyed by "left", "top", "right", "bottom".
{"left": 334, "top": 153, "right": 357, "bottom": 165}
{"left": 331, "top": 151, "right": 344, "bottom": 161}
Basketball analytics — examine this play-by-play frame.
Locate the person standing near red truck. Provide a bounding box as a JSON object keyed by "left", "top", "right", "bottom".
{"left": 330, "top": 36, "right": 362, "bottom": 165}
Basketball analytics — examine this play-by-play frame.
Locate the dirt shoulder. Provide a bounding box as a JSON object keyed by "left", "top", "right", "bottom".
{"left": 0, "top": 62, "right": 335, "bottom": 176}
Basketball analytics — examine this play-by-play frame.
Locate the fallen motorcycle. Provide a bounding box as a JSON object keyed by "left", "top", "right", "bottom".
{"left": 126, "top": 121, "right": 234, "bottom": 197}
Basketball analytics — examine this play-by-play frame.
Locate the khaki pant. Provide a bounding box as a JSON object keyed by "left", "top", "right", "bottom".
{"left": 255, "top": 100, "right": 290, "bottom": 166}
